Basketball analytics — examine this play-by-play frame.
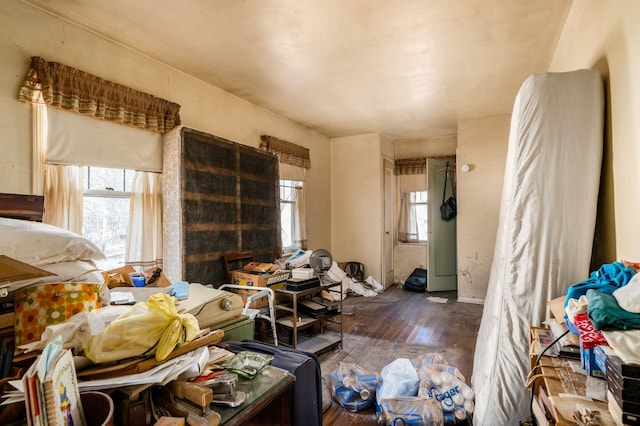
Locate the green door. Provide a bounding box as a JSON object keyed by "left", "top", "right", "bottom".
{"left": 427, "top": 157, "right": 457, "bottom": 292}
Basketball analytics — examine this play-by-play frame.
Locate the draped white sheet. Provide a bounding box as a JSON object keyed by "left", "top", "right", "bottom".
{"left": 471, "top": 70, "right": 604, "bottom": 425}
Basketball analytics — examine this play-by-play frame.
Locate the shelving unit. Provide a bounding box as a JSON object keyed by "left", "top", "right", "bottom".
{"left": 274, "top": 280, "right": 342, "bottom": 355}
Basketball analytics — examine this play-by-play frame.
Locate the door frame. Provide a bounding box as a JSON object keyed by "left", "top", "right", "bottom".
{"left": 382, "top": 156, "right": 395, "bottom": 288}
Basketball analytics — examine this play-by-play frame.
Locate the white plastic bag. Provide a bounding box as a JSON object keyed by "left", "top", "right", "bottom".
{"left": 376, "top": 358, "right": 420, "bottom": 404}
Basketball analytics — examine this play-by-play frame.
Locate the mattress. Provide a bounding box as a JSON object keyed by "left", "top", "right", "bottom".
{"left": 471, "top": 70, "right": 604, "bottom": 425}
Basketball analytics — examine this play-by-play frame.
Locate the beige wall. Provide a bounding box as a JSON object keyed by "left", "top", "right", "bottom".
{"left": 0, "top": 1, "right": 332, "bottom": 252}
{"left": 456, "top": 115, "right": 510, "bottom": 302}
{"left": 331, "top": 133, "right": 383, "bottom": 281}
{"left": 393, "top": 136, "right": 457, "bottom": 285}
{"left": 549, "top": 0, "right": 640, "bottom": 263}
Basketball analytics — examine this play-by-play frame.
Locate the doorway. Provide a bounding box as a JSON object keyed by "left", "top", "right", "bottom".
{"left": 382, "top": 157, "right": 395, "bottom": 288}
{"left": 427, "top": 157, "right": 457, "bottom": 291}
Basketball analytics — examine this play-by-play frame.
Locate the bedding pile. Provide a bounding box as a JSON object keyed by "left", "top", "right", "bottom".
{"left": 0, "top": 217, "right": 106, "bottom": 293}
{"left": 471, "top": 70, "right": 604, "bottom": 425}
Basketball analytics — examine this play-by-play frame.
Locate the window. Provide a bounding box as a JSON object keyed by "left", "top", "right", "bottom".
{"left": 82, "top": 166, "right": 135, "bottom": 270}
{"left": 280, "top": 180, "right": 305, "bottom": 252}
{"left": 398, "top": 190, "right": 428, "bottom": 243}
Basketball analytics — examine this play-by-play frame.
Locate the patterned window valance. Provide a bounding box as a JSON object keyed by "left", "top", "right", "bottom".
{"left": 395, "top": 158, "right": 427, "bottom": 175}
{"left": 18, "top": 56, "right": 181, "bottom": 133}
{"left": 260, "top": 135, "right": 311, "bottom": 169}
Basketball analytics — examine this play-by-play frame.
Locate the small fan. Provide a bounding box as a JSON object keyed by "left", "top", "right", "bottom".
{"left": 309, "top": 249, "right": 333, "bottom": 283}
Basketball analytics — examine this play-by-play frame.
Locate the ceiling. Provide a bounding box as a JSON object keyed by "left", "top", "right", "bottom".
{"left": 23, "top": 0, "right": 573, "bottom": 140}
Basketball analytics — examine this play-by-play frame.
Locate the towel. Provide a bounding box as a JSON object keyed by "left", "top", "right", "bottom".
{"left": 586, "top": 289, "right": 640, "bottom": 330}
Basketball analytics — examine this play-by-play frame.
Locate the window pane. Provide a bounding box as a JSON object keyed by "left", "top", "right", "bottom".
{"left": 280, "top": 179, "right": 303, "bottom": 250}
{"left": 86, "top": 167, "right": 126, "bottom": 191}
{"left": 83, "top": 195, "right": 130, "bottom": 270}
{"left": 280, "top": 202, "right": 293, "bottom": 248}
{"left": 416, "top": 204, "right": 428, "bottom": 240}
{"left": 124, "top": 169, "right": 135, "bottom": 192}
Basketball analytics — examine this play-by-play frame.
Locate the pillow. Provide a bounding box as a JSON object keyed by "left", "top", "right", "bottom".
{"left": 0, "top": 218, "right": 105, "bottom": 266}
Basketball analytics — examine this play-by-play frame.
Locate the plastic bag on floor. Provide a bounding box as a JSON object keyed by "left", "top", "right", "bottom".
{"left": 376, "top": 358, "right": 420, "bottom": 404}
{"left": 417, "top": 364, "right": 475, "bottom": 424}
{"left": 330, "top": 362, "right": 380, "bottom": 412}
{"left": 376, "top": 354, "right": 475, "bottom": 425}
{"left": 377, "top": 396, "right": 444, "bottom": 426}
{"left": 85, "top": 293, "right": 199, "bottom": 363}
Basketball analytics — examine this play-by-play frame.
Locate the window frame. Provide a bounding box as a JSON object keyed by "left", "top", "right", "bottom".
{"left": 398, "top": 190, "right": 428, "bottom": 244}
{"left": 280, "top": 179, "right": 304, "bottom": 253}
{"left": 82, "top": 166, "right": 134, "bottom": 270}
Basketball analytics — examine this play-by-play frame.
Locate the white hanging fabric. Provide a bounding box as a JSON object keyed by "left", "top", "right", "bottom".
{"left": 471, "top": 70, "right": 604, "bottom": 425}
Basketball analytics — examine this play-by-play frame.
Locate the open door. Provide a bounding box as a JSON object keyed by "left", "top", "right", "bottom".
{"left": 427, "top": 157, "right": 457, "bottom": 291}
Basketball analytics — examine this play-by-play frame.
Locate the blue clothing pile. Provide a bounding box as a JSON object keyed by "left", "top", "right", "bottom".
{"left": 565, "top": 261, "right": 635, "bottom": 305}
{"left": 564, "top": 262, "right": 636, "bottom": 332}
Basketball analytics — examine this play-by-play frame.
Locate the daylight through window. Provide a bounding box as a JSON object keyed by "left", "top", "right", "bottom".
{"left": 398, "top": 190, "right": 428, "bottom": 243}
{"left": 82, "top": 166, "right": 134, "bottom": 270}
{"left": 280, "top": 180, "right": 304, "bottom": 252}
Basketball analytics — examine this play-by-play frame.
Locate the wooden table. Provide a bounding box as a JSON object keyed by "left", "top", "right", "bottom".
{"left": 216, "top": 365, "right": 295, "bottom": 426}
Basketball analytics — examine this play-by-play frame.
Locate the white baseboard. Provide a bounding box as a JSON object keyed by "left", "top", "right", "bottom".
{"left": 457, "top": 296, "right": 485, "bottom": 305}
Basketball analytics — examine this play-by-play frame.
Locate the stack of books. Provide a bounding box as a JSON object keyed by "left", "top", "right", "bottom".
{"left": 22, "top": 336, "right": 85, "bottom": 426}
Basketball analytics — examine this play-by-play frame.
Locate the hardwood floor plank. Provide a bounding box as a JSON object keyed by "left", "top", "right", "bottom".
{"left": 320, "top": 285, "right": 483, "bottom": 425}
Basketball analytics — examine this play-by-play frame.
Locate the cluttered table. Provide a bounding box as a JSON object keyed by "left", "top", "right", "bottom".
{"left": 0, "top": 282, "right": 294, "bottom": 426}
{"left": 215, "top": 365, "right": 294, "bottom": 426}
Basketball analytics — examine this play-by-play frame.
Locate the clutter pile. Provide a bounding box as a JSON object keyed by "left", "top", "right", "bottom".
{"left": 561, "top": 261, "right": 640, "bottom": 422}
{"left": 279, "top": 249, "right": 384, "bottom": 299}
{"left": 329, "top": 353, "right": 475, "bottom": 425}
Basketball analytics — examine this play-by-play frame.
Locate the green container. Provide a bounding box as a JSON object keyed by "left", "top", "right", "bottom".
{"left": 220, "top": 315, "right": 255, "bottom": 341}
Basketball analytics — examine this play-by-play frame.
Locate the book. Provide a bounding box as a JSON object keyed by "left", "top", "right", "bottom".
{"left": 22, "top": 356, "right": 41, "bottom": 426}
{"left": 43, "top": 349, "right": 86, "bottom": 426}
{"left": 22, "top": 343, "right": 86, "bottom": 426}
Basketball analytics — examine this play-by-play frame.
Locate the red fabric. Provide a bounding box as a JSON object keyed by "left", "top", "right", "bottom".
{"left": 573, "top": 313, "right": 608, "bottom": 349}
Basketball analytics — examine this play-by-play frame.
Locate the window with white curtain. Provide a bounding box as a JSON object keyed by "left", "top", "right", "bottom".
{"left": 398, "top": 191, "right": 428, "bottom": 243}
{"left": 280, "top": 179, "right": 305, "bottom": 252}
{"left": 33, "top": 104, "right": 164, "bottom": 269}
{"left": 396, "top": 171, "right": 428, "bottom": 244}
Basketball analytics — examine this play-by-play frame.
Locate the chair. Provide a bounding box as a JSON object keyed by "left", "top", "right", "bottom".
{"left": 222, "top": 251, "right": 255, "bottom": 282}
{"left": 219, "top": 284, "right": 278, "bottom": 346}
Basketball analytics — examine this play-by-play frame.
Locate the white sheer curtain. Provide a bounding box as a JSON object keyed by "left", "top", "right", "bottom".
{"left": 293, "top": 184, "right": 307, "bottom": 249}
{"left": 398, "top": 192, "right": 419, "bottom": 242}
{"left": 397, "top": 173, "right": 427, "bottom": 243}
{"left": 126, "top": 171, "right": 163, "bottom": 268}
{"left": 42, "top": 164, "right": 84, "bottom": 234}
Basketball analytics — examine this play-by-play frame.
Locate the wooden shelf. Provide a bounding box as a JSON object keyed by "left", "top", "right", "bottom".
{"left": 275, "top": 315, "right": 318, "bottom": 329}
{"left": 274, "top": 281, "right": 342, "bottom": 355}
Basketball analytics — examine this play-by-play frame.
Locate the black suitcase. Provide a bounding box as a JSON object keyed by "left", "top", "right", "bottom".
{"left": 404, "top": 267, "right": 427, "bottom": 292}
{"left": 218, "top": 340, "right": 323, "bottom": 426}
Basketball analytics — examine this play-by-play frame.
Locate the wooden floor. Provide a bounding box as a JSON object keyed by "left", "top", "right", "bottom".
{"left": 319, "top": 284, "right": 484, "bottom": 425}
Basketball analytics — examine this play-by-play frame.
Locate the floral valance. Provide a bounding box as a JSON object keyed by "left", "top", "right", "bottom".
{"left": 18, "top": 56, "right": 181, "bottom": 133}
{"left": 260, "top": 135, "right": 311, "bottom": 168}
{"left": 395, "top": 158, "right": 427, "bottom": 175}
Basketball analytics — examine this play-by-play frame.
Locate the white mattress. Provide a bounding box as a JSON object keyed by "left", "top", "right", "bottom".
{"left": 471, "top": 70, "right": 604, "bottom": 425}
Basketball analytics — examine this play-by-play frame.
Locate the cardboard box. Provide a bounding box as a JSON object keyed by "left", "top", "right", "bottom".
{"left": 107, "top": 265, "right": 171, "bottom": 288}
{"left": 230, "top": 269, "right": 290, "bottom": 308}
